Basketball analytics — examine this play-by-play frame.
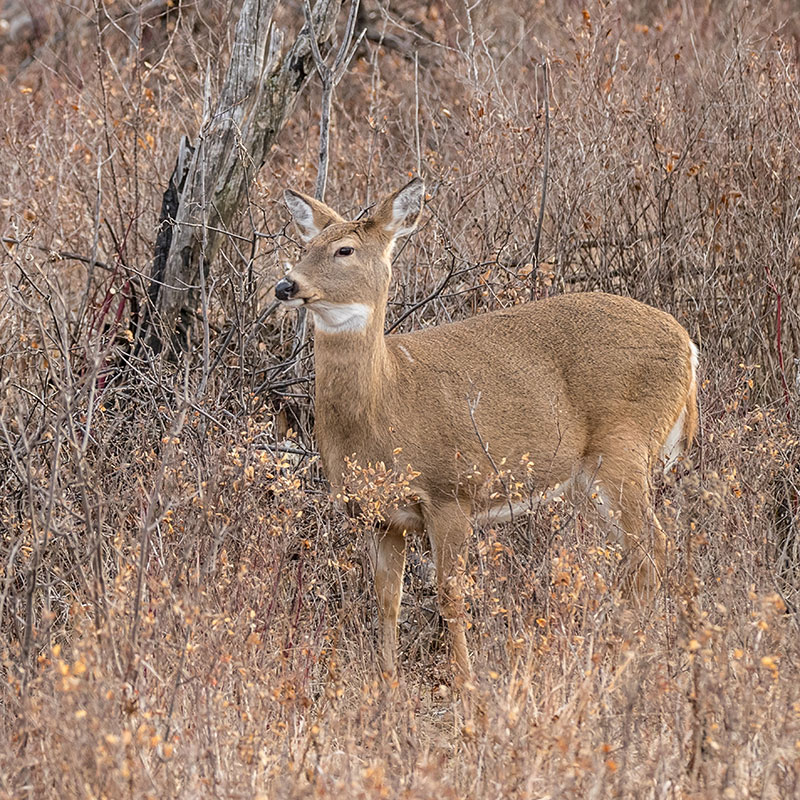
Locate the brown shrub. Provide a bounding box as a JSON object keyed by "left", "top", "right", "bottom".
{"left": 1, "top": 1, "right": 798, "bottom": 797}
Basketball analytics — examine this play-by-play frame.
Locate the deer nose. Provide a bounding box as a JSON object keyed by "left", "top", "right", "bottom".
{"left": 275, "top": 277, "right": 298, "bottom": 302}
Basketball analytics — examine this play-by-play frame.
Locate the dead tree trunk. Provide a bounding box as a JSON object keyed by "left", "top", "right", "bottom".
{"left": 143, "top": 0, "right": 342, "bottom": 356}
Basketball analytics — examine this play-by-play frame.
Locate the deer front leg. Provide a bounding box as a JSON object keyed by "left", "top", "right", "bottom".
{"left": 371, "top": 527, "right": 407, "bottom": 679}
{"left": 427, "top": 503, "right": 473, "bottom": 685}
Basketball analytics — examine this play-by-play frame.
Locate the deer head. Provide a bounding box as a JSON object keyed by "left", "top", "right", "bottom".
{"left": 276, "top": 179, "right": 424, "bottom": 333}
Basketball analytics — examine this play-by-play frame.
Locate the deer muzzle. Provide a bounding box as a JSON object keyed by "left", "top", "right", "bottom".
{"left": 275, "top": 277, "right": 299, "bottom": 302}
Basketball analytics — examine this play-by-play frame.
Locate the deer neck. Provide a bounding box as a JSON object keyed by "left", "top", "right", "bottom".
{"left": 313, "top": 304, "right": 393, "bottom": 458}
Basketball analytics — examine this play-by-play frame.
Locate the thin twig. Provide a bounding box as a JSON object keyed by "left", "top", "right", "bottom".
{"left": 385, "top": 257, "right": 457, "bottom": 334}
{"left": 1, "top": 237, "right": 114, "bottom": 273}
{"left": 208, "top": 297, "right": 282, "bottom": 380}
{"left": 414, "top": 51, "right": 422, "bottom": 176}
{"left": 467, "top": 391, "right": 515, "bottom": 523}
{"left": 302, "top": 0, "right": 365, "bottom": 202}
{"left": 197, "top": 64, "right": 213, "bottom": 396}
{"left": 531, "top": 56, "right": 550, "bottom": 298}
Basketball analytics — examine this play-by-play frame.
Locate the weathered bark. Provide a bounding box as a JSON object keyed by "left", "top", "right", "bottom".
{"left": 139, "top": 135, "right": 194, "bottom": 355}
{"left": 147, "top": 0, "right": 342, "bottom": 355}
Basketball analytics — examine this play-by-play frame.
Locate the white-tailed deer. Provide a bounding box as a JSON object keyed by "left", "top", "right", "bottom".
{"left": 276, "top": 178, "right": 698, "bottom": 682}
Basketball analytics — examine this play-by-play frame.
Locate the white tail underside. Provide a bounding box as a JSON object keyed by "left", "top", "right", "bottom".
{"left": 659, "top": 340, "right": 699, "bottom": 469}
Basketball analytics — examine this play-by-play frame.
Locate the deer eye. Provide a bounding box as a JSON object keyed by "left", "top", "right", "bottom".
{"left": 335, "top": 246, "right": 354, "bottom": 257}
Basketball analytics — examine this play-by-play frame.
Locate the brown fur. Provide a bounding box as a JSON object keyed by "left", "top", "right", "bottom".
{"left": 280, "top": 180, "right": 699, "bottom": 682}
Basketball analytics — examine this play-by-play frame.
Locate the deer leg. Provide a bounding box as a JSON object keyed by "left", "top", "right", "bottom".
{"left": 427, "top": 503, "right": 473, "bottom": 684}
{"left": 372, "top": 526, "right": 407, "bottom": 679}
{"left": 618, "top": 486, "right": 666, "bottom": 602}
{"left": 590, "top": 450, "right": 666, "bottom": 602}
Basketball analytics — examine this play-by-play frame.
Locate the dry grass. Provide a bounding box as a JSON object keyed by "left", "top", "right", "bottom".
{"left": 1, "top": 1, "right": 799, "bottom": 797}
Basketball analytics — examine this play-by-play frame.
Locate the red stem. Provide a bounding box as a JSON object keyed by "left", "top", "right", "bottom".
{"left": 764, "top": 264, "right": 792, "bottom": 421}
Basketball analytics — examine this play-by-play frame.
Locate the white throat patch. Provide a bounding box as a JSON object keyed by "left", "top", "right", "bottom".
{"left": 310, "top": 301, "right": 371, "bottom": 334}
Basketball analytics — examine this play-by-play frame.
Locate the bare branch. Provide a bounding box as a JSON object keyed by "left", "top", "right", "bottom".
{"left": 303, "top": 0, "right": 364, "bottom": 201}
{"left": 1, "top": 237, "right": 114, "bottom": 273}
{"left": 531, "top": 56, "right": 550, "bottom": 297}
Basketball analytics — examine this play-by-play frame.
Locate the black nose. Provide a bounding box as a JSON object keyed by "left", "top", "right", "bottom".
{"left": 275, "top": 277, "right": 298, "bottom": 301}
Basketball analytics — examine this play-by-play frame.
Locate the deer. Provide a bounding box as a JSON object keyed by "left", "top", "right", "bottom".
{"left": 275, "top": 177, "right": 699, "bottom": 684}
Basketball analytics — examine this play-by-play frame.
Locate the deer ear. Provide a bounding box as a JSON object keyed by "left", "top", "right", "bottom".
{"left": 283, "top": 189, "right": 345, "bottom": 243}
{"left": 371, "top": 178, "right": 424, "bottom": 240}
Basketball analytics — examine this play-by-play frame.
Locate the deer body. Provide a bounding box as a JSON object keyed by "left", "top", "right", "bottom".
{"left": 277, "top": 179, "right": 698, "bottom": 681}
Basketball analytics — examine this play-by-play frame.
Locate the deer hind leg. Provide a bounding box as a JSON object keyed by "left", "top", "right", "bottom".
{"left": 586, "top": 446, "right": 667, "bottom": 603}
{"left": 371, "top": 526, "right": 407, "bottom": 679}
{"left": 426, "top": 501, "right": 473, "bottom": 684}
